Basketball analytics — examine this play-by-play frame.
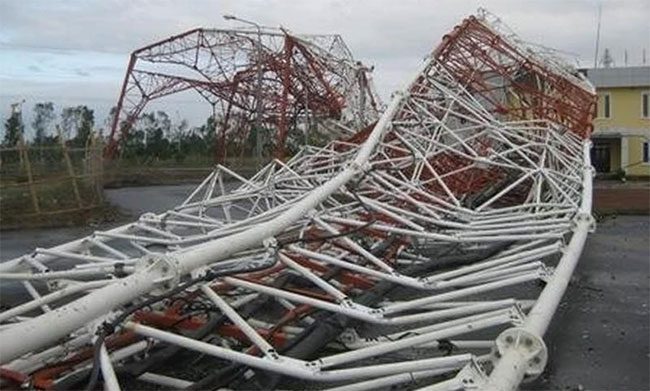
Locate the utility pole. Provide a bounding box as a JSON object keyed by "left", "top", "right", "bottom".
{"left": 602, "top": 48, "right": 614, "bottom": 68}
{"left": 212, "top": 103, "right": 220, "bottom": 163}
{"left": 224, "top": 15, "right": 264, "bottom": 166}
{"left": 593, "top": 3, "right": 602, "bottom": 68}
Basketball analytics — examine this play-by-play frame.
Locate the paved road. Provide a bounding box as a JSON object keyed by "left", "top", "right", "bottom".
{"left": 0, "top": 184, "right": 199, "bottom": 261}
{"left": 527, "top": 214, "right": 650, "bottom": 390}
{"left": 0, "top": 184, "right": 648, "bottom": 390}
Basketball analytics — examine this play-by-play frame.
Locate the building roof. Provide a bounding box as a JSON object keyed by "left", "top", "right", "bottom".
{"left": 580, "top": 66, "right": 650, "bottom": 88}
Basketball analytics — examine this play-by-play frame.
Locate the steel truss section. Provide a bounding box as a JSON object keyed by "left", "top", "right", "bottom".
{"left": 432, "top": 9, "right": 595, "bottom": 140}
{"left": 105, "top": 26, "right": 382, "bottom": 161}
{"left": 0, "top": 9, "right": 595, "bottom": 391}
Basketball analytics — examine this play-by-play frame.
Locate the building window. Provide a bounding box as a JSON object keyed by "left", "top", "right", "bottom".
{"left": 644, "top": 142, "right": 649, "bottom": 163}
{"left": 596, "top": 93, "right": 611, "bottom": 119}
{"left": 642, "top": 92, "right": 649, "bottom": 118}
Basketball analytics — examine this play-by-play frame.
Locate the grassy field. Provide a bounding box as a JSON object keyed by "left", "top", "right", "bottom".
{"left": 0, "top": 151, "right": 262, "bottom": 229}
{"left": 0, "top": 145, "right": 108, "bottom": 230}
{"left": 0, "top": 176, "right": 111, "bottom": 229}
{"left": 103, "top": 157, "right": 260, "bottom": 187}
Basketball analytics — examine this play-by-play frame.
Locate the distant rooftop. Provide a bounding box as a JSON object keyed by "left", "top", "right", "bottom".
{"left": 580, "top": 66, "right": 650, "bottom": 88}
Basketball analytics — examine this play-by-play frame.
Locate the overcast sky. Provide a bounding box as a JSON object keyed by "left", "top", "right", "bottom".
{"left": 1, "top": 0, "right": 649, "bottom": 135}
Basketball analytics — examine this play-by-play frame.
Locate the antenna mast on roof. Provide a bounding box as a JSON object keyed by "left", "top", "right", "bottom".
{"left": 593, "top": 3, "right": 602, "bottom": 68}
{"left": 601, "top": 48, "right": 614, "bottom": 68}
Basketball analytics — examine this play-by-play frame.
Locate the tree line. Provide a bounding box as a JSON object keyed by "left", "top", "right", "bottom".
{"left": 2, "top": 102, "right": 226, "bottom": 163}
{"left": 3, "top": 103, "right": 95, "bottom": 149}
{"left": 3, "top": 102, "right": 329, "bottom": 164}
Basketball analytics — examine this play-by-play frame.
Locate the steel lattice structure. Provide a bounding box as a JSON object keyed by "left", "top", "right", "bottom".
{"left": 105, "top": 27, "right": 382, "bottom": 161}
{"left": 0, "top": 10, "right": 595, "bottom": 391}
{"left": 433, "top": 10, "right": 594, "bottom": 139}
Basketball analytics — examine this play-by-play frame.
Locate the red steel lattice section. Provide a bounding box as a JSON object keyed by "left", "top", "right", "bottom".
{"left": 105, "top": 28, "right": 381, "bottom": 161}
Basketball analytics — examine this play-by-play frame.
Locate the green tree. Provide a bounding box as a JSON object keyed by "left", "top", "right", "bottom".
{"left": 75, "top": 106, "right": 94, "bottom": 147}
{"left": 60, "top": 105, "right": 94, "bottom": 146}
{"left": 170, "top": 119, "right": 189, "bottom": 161}
{"left": 3, "top": 105, "right": 24, "bottom": 147}
{"left": 103, "top": 106, "right": 119, "bottom": 141}
{"left": 142, "top": 111, "right": 171, "bottom": 160}
{"left": 194, "top": 114, "right": 219, "bottom": 160}
{"left": 121, "top": 128, "right": 146, "bottom": 160}
{"left": 60, "top": 107, "right": 77, "bottom": 140}
{"left": 32, "top": 102, "right": 55, "bottom": 145}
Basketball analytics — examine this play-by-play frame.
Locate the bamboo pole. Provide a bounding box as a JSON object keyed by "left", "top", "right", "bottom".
{"left": 59, "top": 127, "right": 83, "bottom": 209}
{"left": 18, "top": 135, "right": 41, "bottom": 214}
{"left": 88, "top": 133, "right": 104, "bottom": 203}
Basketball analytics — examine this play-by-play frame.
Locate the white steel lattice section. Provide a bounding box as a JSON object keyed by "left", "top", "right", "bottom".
{"left": 0, "top": 10, "right": 595, "bottom": 391}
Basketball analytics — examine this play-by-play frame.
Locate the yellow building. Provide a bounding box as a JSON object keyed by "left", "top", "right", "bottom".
{"left": 581, "top": 66, "right": 650, "bottom": 178}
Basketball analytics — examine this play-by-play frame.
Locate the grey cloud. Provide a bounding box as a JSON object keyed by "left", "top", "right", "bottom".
{"left": 1, "top": 0, "right": 648, "bottom": 122}
{"left": 2, "top": 1, "right": 647, "bottom": 59}
{"left": 74, "top": 68, "right": 90, "bottom": 77}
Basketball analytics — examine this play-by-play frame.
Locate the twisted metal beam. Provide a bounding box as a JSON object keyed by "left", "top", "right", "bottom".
{"left": 0, "top": 10, "right": 595, "bottom": 391}
{"left": 105, "top": 27, "right": 382, "bottom": 161}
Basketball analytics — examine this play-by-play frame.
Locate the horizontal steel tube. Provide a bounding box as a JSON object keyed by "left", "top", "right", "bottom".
{"left": 127, "top": 321, "right": 469, "bottom": 382}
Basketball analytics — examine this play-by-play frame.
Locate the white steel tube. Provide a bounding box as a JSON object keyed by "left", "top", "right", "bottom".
{"left": 127, "top": 321, "right": 470, "bottom": 382}
{"left": 324, "top": 369, "right": 455, "bottom": 391}
{"left": 279, "top": 253, "right": 349, "bottom": 301}
{"left": 0, "top": 280, "right": 112, "bottom": 323}
{"left": 318, "top": 314, "right": 507, "bottom": 368}
{"left": 481, "top": 141, "right": 593, "bottom": 391}
{"left": 288, "top": 246, "right": 424, "bottom": 289}
{"left": 200, "top": 285, "right": 275, "bottom": 354}
{"left": 99, "top": 343, "right": 121, "bottom": 391}
{"left": 3, "top": 333, "right": 92, "bottom": 374}
{"left": 381, "top": 272, "right": 539, "bottom": 315}
{"left": 138, "top": 372, "right": 194, "bottom": 388}
{"left": 0, "top": 59, "right": 429, "bottom": 365}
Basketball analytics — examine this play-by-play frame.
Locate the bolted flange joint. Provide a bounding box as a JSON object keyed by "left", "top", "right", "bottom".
{"left": 494, "top": 327, "right": 548, "bottom": 382}
{"left": 455, "top": 359, "right": 488, "bottom": 389}
{"left": 338, "top": 328, "right": 360, "bottom": 345}
{"left": 135, "top": 254, "right": 181, "bottom": 295}
{"left": 573, "top": 212, "right": 596, "bottom": 233}
{"left": 263, "top": 237, "right": 278, "bottom": 253}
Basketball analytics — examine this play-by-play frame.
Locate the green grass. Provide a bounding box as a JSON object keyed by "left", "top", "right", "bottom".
{"left": 0, "top": 179, "right": 103, "bottom": 229}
